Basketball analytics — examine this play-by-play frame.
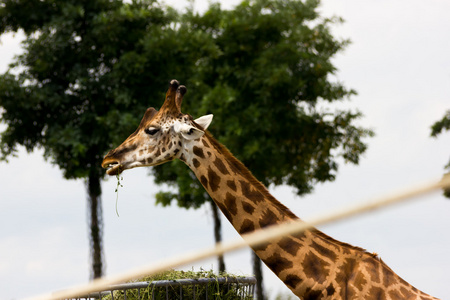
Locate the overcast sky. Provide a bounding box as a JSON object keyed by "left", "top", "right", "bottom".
{"left": 1, "top": 0, "right": 449, "bottom": 299}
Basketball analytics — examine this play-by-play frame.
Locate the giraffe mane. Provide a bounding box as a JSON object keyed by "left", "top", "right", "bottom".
{"left": 201, "top": 129, "right": 298, "bottom": 219}
{"left": 200, "top": 128, "right": 380, "bottom": 261}
{"left": 313, "top": 229, "right": 380, "bottom": 260}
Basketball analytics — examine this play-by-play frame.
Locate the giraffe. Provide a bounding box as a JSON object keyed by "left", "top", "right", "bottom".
{"left": 102, "top": 80, "right": 439, "bottom": 300}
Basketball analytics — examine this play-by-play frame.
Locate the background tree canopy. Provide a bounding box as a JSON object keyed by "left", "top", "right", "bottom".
{"left": 152, "top": 0, "right": 373, "bottom": 207}
{"left": 0, "top": 0, "right": 373, "bottom": 294}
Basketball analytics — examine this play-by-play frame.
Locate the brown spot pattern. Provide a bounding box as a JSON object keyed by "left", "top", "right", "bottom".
{"left": 216, "top": 202, "right": 232, "bottom": 222}
{"left": 162, "top": 135, "right": 168, "bottom": 146}
{"left": 192, "top": 158, "right": 200, "bottom": 168}
{"left": 400, "top": 286, "right": 416, "bottom": 299}
{"left": 388, "top": 290, "right": 403, "bottom": 299}
{"left": 207, "top": 167, "right": 221, "bottom": 192}
{"left": 252, "top": 242, "right": 269, "bottom": 252}
{"left": 284, "top": 274, "right": 302, "bottom": 289}
{"left": 278, "top": 236, "right": 301, "bottom": 256}
{"left": 227, "top": 180, "right": 237, "bottom": 191}
{"left": 310, "top": 239, "right": 338, "bottom": 262}
{"left": 364, "top": 257, "right": 381, "bottom": 284}
{"left": 337, "top": 257, "right": 357, "bottom": 282}
{"left": 242, "top": 201, "right": 255, "bottom": 214}
{"left": 224, "top": 193, "right": 237, "bottom": 216}
{"left": 259, "top": 209, "right": 279, "bottom": 228}
{"left": 202, "top": 139, "right": 210, "bottom": 148}
{"left": 302, "top": 251, "right": 330, "bottom": 284}
{"left": 369, "top": 286, "right": 387, "bottom": 300}
{"left": 353, "top": 270, "right": 367, "bottom": 292}
{"left": 382, "top": 265, "right": 398, "bottom": 287}
{"left": 304, "top": 289, "right": 323, "bottom": 300}
{"left": 193, "top": 146, "right": 205, "bottom": 158}
{"left": 240, "top": 180, "right": 264, "bottom": 204}
{"left": 213, "top": 157, "right": 229, "bottom": 175}
{"left": 200, "top": 175, "right": 208, "bottom": 187}
{"left": 326, "top": 285, "right": 335, "bottom": 297}
{"left": 265, "top": 252, "right": 294, "bottom": 275}
{"left": 239, "top": 219, "right": 255, "bottom": 234}
{"left": 336, "top": 257, "right": 357, "bottom": 298}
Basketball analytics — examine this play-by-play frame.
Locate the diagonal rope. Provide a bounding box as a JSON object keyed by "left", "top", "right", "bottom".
{"left": 25, "top": 174, "right": 450, "bottom": 300}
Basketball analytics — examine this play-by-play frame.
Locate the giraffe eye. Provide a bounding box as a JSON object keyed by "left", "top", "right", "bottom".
{"left": 145, "top": 128, "right": 159, "bottom": 135}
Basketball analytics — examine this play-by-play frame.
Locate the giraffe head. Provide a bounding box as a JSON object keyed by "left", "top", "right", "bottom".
{"left": 101, "top": 80, "right": 213, "bottom": 176}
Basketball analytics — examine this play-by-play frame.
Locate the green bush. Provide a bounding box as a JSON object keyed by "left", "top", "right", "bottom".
{"left": 102, "top": 269, "right": 254, "bottom": 300}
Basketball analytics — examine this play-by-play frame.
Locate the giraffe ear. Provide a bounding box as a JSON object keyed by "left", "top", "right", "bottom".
{"left": 194, "top": 114, "right": 213, "bottom": 130}
{"left": 173, "top": 122, "right": 205, "bottom": 140}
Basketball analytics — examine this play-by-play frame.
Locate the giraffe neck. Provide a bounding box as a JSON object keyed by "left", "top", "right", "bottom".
{"left": 180, "top": 132, "right": 439, "bottom": 300}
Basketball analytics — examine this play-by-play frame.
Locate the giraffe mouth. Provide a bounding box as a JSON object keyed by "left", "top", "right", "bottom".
{"left": 104, "top": 162, "right": 122, "bottom": 176}
{"left": 101, "top": 157, "right": 123, "bottom": 176}
{"left": 102, "top": 159, "right": 146, "bottom": 176}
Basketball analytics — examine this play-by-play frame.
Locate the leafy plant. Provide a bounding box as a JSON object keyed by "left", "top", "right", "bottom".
{"left": 114, "top": 169, "right": 124, "bottom": 217}
{"left": 430, "top": 110, "right": 450, "bottom": 198}
{"left": 102, "top": 269, "right": 254, "bottom": 300}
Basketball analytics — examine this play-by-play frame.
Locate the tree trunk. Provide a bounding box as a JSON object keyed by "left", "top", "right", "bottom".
{"left": 210, "top": 200, "right": 226, "bottom": 273}
{"left": 253, "top": 251, "right": 265, "bottom": 300}
{"left": 87, "top": 172, "right": 104, "bottom": 279}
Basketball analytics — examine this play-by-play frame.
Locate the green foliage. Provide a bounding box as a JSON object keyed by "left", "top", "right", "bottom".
{"left": 153, "top": 0, "right": 373, "bottom": 209}
{"left": 431, "top": 110, "right": 450, "bottom": 137}
{"left": 115, "top": 169, "right": 124, "bottom": 216}
{"left": 102, "top": 269, "right": 253, "bottom": 300}
{"left": 430, "top": 110, "right": 450, "bottom": 198}
{"left": 0, "top": 0, "right": 373, "bottom": 209}
{"left": 0, "top": 0, "right": 192, "bottom": 180}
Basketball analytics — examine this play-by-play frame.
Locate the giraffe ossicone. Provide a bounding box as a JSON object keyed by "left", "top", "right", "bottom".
{"left": 102, "top": 80, "right": 439, "bottom": 300}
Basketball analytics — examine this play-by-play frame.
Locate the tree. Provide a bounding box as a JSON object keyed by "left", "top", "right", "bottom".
{"left": 431, "top": 110, "right": 450, "bottom": 198}
{"left": 152, "top": 0, "right": 373, "bottom": 298}
{"left": 0, "top": 0, "right": 207, "bottom": 279}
